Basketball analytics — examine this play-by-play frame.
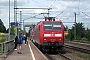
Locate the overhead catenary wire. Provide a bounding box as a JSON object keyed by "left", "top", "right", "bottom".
{"left": 79, "top": 0, "right": 90, "bottom": 12}
{"left": 55, "top": 0, "right": 90, "bottom": 18}
{"left": 82, "top": 12, "right": 90, "bottom": 18}
{"left": 55, "top": 0, "right": 76, "bottom": 18}
{"left": 18, "top": 0, "right": 90, "bottom": 22}
{"left": 22, "top": 13, "right": 42, "bottom": 21}
{"left": 47, "top": 0, "right": 57, "bottom": 8}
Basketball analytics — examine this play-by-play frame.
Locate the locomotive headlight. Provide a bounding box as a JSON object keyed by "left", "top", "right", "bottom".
{"left": 44, "top": 38, "right": 47, "bottom": 42}
{"left": 58, "top": 39, "right": 61, "bottom": 41}
{"left": 44, "top": 39, "right": 47, "bottom": 41}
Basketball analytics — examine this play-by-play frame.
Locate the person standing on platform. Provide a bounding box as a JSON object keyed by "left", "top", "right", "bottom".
{"left": 18, "top": 33, "right": 24, "bottom": 54}
{"left": 14, "top": 36, "right": 18, "bottom": 50}
{"left": 24, "top": 35, "right": 27, "bottom": 45}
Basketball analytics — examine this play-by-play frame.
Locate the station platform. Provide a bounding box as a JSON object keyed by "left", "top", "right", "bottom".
{"left": 3, "top": 40, "right": 47, "bottom": 60}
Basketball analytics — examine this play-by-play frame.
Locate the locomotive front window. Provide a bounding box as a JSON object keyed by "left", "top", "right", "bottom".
{"left": 44, "top": 25, "right": 52, "bottom": 30}
{"left": 53, "top": 25, "right": 61, "bottom": 30}
{"left": 44, "top": 22, "right": 62, "bottom": 30}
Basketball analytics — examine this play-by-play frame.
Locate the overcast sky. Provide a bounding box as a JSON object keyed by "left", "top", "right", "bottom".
{"left": 0, "top": 0, "right": 90, "bottom": 29}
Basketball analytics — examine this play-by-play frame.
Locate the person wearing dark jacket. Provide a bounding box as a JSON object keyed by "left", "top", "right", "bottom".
{"left": 14, "top": 36, "right": 18, "bottom": 50}
{"left": 24, "top": 35, "right": 27, "bottom": 45}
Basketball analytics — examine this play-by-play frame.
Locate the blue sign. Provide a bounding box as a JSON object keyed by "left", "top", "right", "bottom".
{"left": 10, "top": 22, "right": 20, "bottom": 26}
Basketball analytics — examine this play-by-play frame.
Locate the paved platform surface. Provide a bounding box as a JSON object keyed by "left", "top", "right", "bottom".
{"left": 29, "top": 41, "right": 47, "bottom": 60}
{"left": 4, "top": 42, "right": 33, "bottom": 60}
{"left": 0, "top": 40, "right": 48, "bottom": 60}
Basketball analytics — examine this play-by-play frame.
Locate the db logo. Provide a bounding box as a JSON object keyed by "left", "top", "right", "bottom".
{"left": 51, "top": 34, "right": 55, "bottom": 37}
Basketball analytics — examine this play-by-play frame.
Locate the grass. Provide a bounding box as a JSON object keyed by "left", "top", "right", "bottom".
{"left": 73, "top": 52, "right": 90, "bottom": 60}
{"left": 79, "top": 54, "right": 90, "bottom": 60}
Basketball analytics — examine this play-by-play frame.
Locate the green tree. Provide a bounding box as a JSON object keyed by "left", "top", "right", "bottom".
{"left": 85, "top": 29, "right": 90, "bottom": 42}
{"left": 0, "top": 19, "right": 6, "bottom": 33}
{"left": 75, "top": 23, "right": 85, "bottom": 39}
{"left": 65, "top": 22, "right": 85, "bottom": 41}
{"left": 10, "top": 26, "right": 15, "bottom": 35}
{"left": 64, "top": 25, "right": 68, "bottom": 31}
{"left": 6, "top": 28, "right": 9, "bottom": 33}
{"left": 6, "top": 26, "right": 16, "bottom": 35}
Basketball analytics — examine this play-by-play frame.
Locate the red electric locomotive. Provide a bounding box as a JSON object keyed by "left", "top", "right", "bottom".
{"left": 30, "top": 17, "right": 64, "bottom": 52}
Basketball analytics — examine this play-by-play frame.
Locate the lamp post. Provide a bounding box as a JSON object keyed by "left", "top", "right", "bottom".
{"left": 14, "top": 0, "right": 17, "bottom": 36}
{"left": 74, "top": 12, "right": 76, "bottom": 40}
{"left": 9, "top": 0, "right": 10, "bottom": 40}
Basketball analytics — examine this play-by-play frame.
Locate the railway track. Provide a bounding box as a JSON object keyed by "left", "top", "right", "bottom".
{"left": 45, "top": 52, "right": 84, "bottom": 60}
{"left": 59, "top": 52, "right": 83, "bottom": 60}
{"left": 45, "top": 53, "right": 69, "bottom": 60}
{"left": 64, "top": 41, "right": 90, "bottom": 54}
{"left": 32, "top": 41, "right": 86, "bottom": 60}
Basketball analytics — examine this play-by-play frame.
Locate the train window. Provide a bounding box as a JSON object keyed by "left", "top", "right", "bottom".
{"left": 44, "top": 25, "right": 52, "bottom": 30}
{"left": 53, "top": 25, "right": 61, "bottom": 30}
{"left": 44, "top": 22, "right": 62, "bottom": 30}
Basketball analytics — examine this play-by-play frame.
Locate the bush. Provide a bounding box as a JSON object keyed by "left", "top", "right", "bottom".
{"left": 81, "top": 37, "right": 87, "bottom": 41}
{"left": 76, "top": 35, "right": 81, "bottom": 40}
{"left": 0, "top": 33, "right": 6, "bottom": 42}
